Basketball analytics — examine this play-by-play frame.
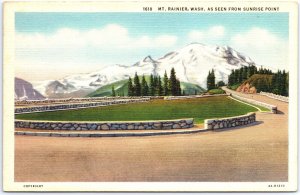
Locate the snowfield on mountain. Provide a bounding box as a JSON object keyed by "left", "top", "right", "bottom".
{"left": 32, "top": 43, "right": 256, "bottom": 98}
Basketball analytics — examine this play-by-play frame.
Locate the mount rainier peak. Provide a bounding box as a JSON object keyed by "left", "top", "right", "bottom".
{"left": 33, "top": 43, "right": 255, "bottom": 98}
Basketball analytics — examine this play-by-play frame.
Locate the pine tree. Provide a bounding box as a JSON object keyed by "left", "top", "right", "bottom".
{"left": 238, "top": 68, "right": 243, "bottom": 83}
{"left": 243, "top": 67, "right": 248, "bottom": 81}
{"left": 163, "top": 71, "right": 169, "bottom": 96}
{"left": 169, "top": 68, "right": 177, "bottom": 96}
{"left": 276, "top": 70, "right": 282, "bottom": 95}
{"left": 149, "top": 74, "right": 154, "bottom": 96}
{"left": 246, "top": 66, "right": 251, "bottom": 78}
{"left": 271, "top": 73, "right": 279, "bottom": 94}
{"left": 158, "top": 76, "right": 163, "bottom": 96}
{"left": 228, "top": 70, "right": 234, "bottom": 86}
{"left": 281, "top": 70, "right": 287, "bottom": 96}
{"left": 207, "top": 69, "right": 216, "bottom": 90}
{"left": 153, "top": 75, "right": 158, "bottom": 95}
{"left": 285, "top": 72, "right": 289, "bottom": 96}
{"left": 176, "top": 79, "right": 181, "bottom": 96}
{"left": 127, "top": 77, "right": 134, "bottom": 96}
{"left": 258, "top": 66, "right": 263, "bottom": 74}
{"left": 141, "top": 75, "right": 149, "bottom": 96}
{"left": 207, "top": 70, "right": 211, "bottom": 90}
{"left": 111, "top": 85, "right": 116, "bottom": 97}
{"left": 217, "top": 81, "right": 225, "bottom": 87}
{"left": 234, "top": 70, "right": 239, "bottom": 84}
{"left": 211, "top": 69, "right": 216, "bottom": 89}
{"left": 133, "top": 72, "right": 141, "bottom": 96}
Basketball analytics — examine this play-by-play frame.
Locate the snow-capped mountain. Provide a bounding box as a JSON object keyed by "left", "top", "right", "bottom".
{"left": 33, "top": 43, "right": 255, "bottom": 98}
{"left": 15, "top": 77, "right": 45, "bottom": 100}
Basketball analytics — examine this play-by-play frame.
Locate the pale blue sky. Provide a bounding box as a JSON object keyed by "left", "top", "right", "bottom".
{"left": 15, "top": 12, "right": 289, "bottom": 81}
{"left": 16, "top": 13, "right": 288, "bottom": 37}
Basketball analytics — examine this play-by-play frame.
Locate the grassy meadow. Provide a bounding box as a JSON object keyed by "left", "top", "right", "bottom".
{"left": 15, "top": 96, "right": 258, "bottom": 124}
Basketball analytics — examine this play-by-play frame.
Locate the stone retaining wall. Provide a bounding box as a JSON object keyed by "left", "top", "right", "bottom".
{"left": 15, "top": 98, "right": 150, "bottom": 114}
{"left": 15, "top": 96, "right": 163, "bottom": 105}
{"left": 204, "top": 112, "right": 256, "bottom": 130}
{"left": 231, "top": 94, "right": 277, "bottom": 113}
{"left": 260, "top": 92, "right": 289, "bottom": 103}
{"left": 164, "top": 94, "right": 228, "bottom": 100}
{"left": 15, "top": 118, "right": 194, "bottom": 130}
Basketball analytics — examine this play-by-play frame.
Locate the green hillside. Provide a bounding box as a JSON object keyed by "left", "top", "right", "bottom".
{"left": 180, "top": 82, "right": 205, "bottom": 95}
{"left": 241, "top": 74, "right": 273, "bottom": 92}
{"left": 87, "top": 79, "right": 128, "bottom": 97}
{"left": 87, "top": 77, "right": 205, "bottom": 97}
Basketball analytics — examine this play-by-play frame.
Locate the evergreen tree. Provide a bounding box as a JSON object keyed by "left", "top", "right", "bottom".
{"left": 169, "top": 68, "right": 177, "bottom": 96}
{"left": 176, "top": 79, "right": 181, "bottom": 96}
{"left": 246, "top": 66, "right": 251, "bottom": 78}
{"left": 211, "top": 69, "right": 216, "bottom": 89}
{"left": 141, "top": 75, "right": 149, "bottom": 96}
{"left": 153, "top": 75, "right": 158, "bottom": 95}
{"left": 238, "top": 68, "right": 243, "bottom": 83}
{"left": 234, "top": 70, "right": 239, "bottom": 84}
{"left": 127, "top": 77, "right": 134, "bottom": 96}
{"left": 163, "top": 71, "right": 169, "bottom": 96}
{"left": 217, "top": 81, "right": 225, "bottom": 87}
{"left": 133, "top": 72, "right": 141, "bottom": 96}
{"left": 285, "top": 72, "right": 289, "bottom": 96}
{"left": 158, "top": 76, "right": 163, "bottom": 96}
{"left": 227, "top": 64, "right": 289, "bottom": 96}
{"left": 207, "top": 69, "right": 216, "bottom": 90}
{"left": 149, "top": 74, "right": 155, "bottom": 96}
{"left": 258, "top": 66, "right": 263, "bottom": 74}
{"left": 271, "top": 73, "right": 279, "bottom": 94}
{"left": 253, "top": 65, "right": 258, "bottom": 74}
{"left": 285, "top": 73, "right": 289, "bottom": 96}
{"left": 248, "top": 65, "right": 255, "bottom": 76}
{"left": 207, "top": 70, "right": 211, "bottom": 90}
{"left": 228, "top": 70, "right": 234, "bottom": 86}
{"left": 242, "top": 67, "right": 248, "bottom": 81}
{"left": 111, "top": 85, "right": 116, "bottom": 97}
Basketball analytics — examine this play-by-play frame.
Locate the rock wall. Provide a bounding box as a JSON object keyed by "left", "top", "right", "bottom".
{"left": 231, "top": 94, "right": 277, "bottom": 113}
{"left": 15, "top": 118, "right": 194, "bottom": 130}
{"left": 15, "top": 98, "right": 150, "bottom": 114}
{"left": 15, "top": 96, "right": 162, "bottom": 105}
{"left": 260, "top": 92, "right": 289, "bottom": 103}
{"left": 164, "top": 94, "right": 228, "bottom": 100}
{"left": 204, "top": 112, "right": 256, "bottom": 130}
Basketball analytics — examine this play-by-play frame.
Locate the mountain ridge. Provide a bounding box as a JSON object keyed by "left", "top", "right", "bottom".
{"left": 15, "top": 77, "right": 45, "bottom": 100}
{"left": 32, "top": 43, "right": 256, "bottom": 98}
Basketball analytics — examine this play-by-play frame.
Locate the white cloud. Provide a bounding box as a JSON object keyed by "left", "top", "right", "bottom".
{"left": 230, "top": 27, "right": 288, "bottom": 70}
{"left": 188, "top": 25, "right": 225, "bottom": 43}
{"left": 16, "top": 24, "right": 177, "bottom": 50}
{"left": 154, "top": 35, "right": 178, "bottom": 47}
{"left": 14, "top": 59, "right": 103, "bottom": 81}
{"left": 208, "top": 26, "right": 225, "bottom": 38}
{"left": 15, "top": 24, "right": 178, "bottom": 81}
{"left": 188, "top": 30, "right": 204, "bottom": 42}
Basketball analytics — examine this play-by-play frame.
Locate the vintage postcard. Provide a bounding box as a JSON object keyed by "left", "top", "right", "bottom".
{"left": 3, "top": 0, "right": 298, "bottom": 192}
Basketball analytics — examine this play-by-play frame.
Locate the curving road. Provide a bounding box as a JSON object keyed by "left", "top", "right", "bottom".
{"left": 15, "top": 90, "right": 288, "bottom": 182}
